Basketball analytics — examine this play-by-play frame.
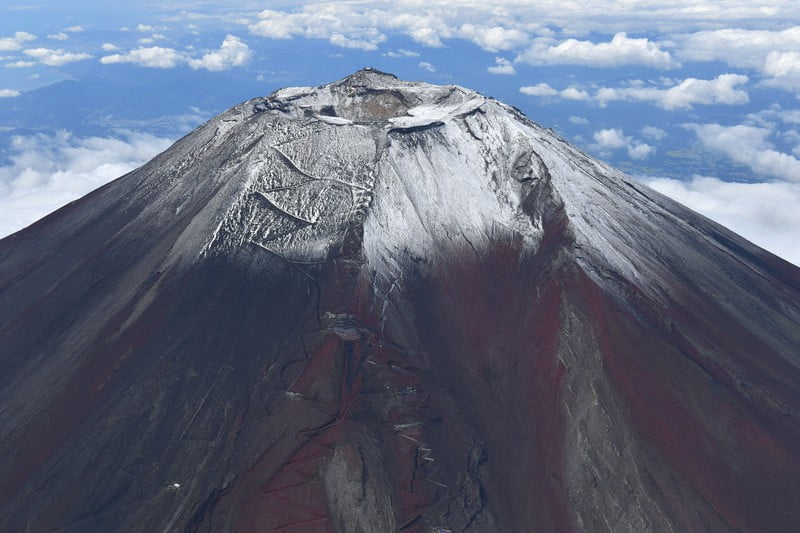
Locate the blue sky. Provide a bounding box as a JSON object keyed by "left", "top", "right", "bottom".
{"left": 1, "top": 1, "right": 799, "bottom": 264}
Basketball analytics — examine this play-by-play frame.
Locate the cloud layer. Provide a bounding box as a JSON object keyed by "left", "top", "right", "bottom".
{"left": 641, "top": 175, "right": 800, "bottom": 265}
{"left": 521, "top": 74, "right": 750, "bottom": 110}
{"left": 676, "top": 27, "right": 800, "bottom": 90}
{"left": 686, "top": 123, "right": 800, "bottom": 181}
{"left": 0, "top": 131, "right": 173, "bottom": 237}
{"left": 237, "top": 3, "right": 800, "bottom": 58}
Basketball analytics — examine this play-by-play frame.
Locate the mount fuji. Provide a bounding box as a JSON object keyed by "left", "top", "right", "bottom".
{"left": 1, "top": 69, "right": 799, "bottom": 532}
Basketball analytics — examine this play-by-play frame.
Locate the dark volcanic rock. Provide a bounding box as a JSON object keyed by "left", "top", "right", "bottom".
{"left": 2, "top": 69, "right": 800, "bottom": 532}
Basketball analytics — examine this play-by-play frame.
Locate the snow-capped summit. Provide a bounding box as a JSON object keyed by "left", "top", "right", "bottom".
{"left": 1, "top": 71, "right": 799, "bottom": 532}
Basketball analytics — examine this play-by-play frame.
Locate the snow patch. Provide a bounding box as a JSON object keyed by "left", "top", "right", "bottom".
{"left": 315, "top": 115, "right": 354, "bottom": 126}
{"left": 388, "top": 94, "right": 485, "bottom": 130}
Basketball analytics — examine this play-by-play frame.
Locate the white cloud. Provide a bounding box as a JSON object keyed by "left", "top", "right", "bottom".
{"left": 137, "top": 24, "right": 157, "bottom": 32}
{"left": 627, "top": 143, "right": 655, "bottom": 160}
{"left": 101, "top": 46, "right": 184, "bottom": 68}
{"left": 101, "top": 43, "right": 119, "bottom": 51}
{"left": 249, "top": 6, "right": 532, "bottom": 51}
{"left": 487, "top": 56, "right": 515, "bottom": 75}
{"left": 594, "top": 128, "right": 629, "bottom": 149}
{"left": 569, "top": 115, "right": 589, "bottom": 125}
{"left": 517, "top": 32, "right": 678, "bottom": 69}
{"left": 48, "top": 32, "right": 69, "bottom": 41}
{"left": 596, "top": 74, "right": 749, "bottom": 109}
{"left": 676, "top": 27, "right": 800, "bottom": 91}
{"left": 520, "top": 83, "right": 558, "bottom": 97}
{"left": 763, "top": 50, "right": 800, "bottom": 77}
{"left": 242, "top": 2, "right": 800, "bottom": 55}
{"left": 187, "top": 35, "right": 251, "bottom": 71}
{"left": 0, "top": 31, "right": 36, "bottom": 51}
{"left": 519, "top": 83, "right": 591, "bottom": 102}
{"left": 101, "top": 36, "right": 251, "bottom": 71}
{"left": 592, "top": 128, "right": 655, "bottom": 159}
{"left": 328, "top": 33, "right": 384, "bottom": 50}
{"left": 23, "top": 47, "right": 92, "bottom": 66}
{"left": 64, "top": 25, "right": 85, "bottom": 33}
{"left": 399, "top": 21, "right": 448, "bottom": 47}
{"left": 561, "top": 87, "right": 590, "bottom": 100}
{"left": 640, "top": 175, "right": 800, "bottom": 266}
{"left": 419, "top": 61, "right": 436, "bottom": 72}
{"left": 676, "top": 27, "right": 800, "bottom": 69}
{"left": 247, "top": 11, "right": 294, "bottom": 39}
{"left": 138, "top": 34, "right": 167, "bottom": 45}
{"left": 0, "top": 89, "right": 21, "bottom": 97}
{"left": 249, "top": 7, "right": 388, "bottom": 50}
{"left": 759, "top": 105, "right": 800, "bottom": 125}
{"left": 0, "top": 131, "right": 174, "bottom": 238}
{"left": 457, "top": 24, "right": 528, "bottom": 52}
{"left": 642, "top": 126, "right": 667, "bottom": 140}
{"left": 784, "top": 130, "right": 800, "bottom": 146}
{"left": 385, "top": 48, "right": 419, "bottom": 58}
{"left": 519, "top": 83, "right": 592, "bottom": 101}
{"left": 761, "top": 50, "right": 800, "bottom": 91}
{"left": 5, "top": 61, "right": 35, "bottom": 68}
{"left": 687, "top": 123, "right": 800, "bottom": 181}
{"left": 522, "top": 75, "right": 748, "bottom": 110}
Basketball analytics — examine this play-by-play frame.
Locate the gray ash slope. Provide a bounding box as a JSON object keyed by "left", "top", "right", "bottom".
{"left": 1, "top": 69, "right": 800, "bottom": 532}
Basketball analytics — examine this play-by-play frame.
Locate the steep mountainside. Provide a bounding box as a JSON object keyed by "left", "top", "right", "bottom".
{"left": 1, "top": 69, "right": 799, "bottom": 532}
